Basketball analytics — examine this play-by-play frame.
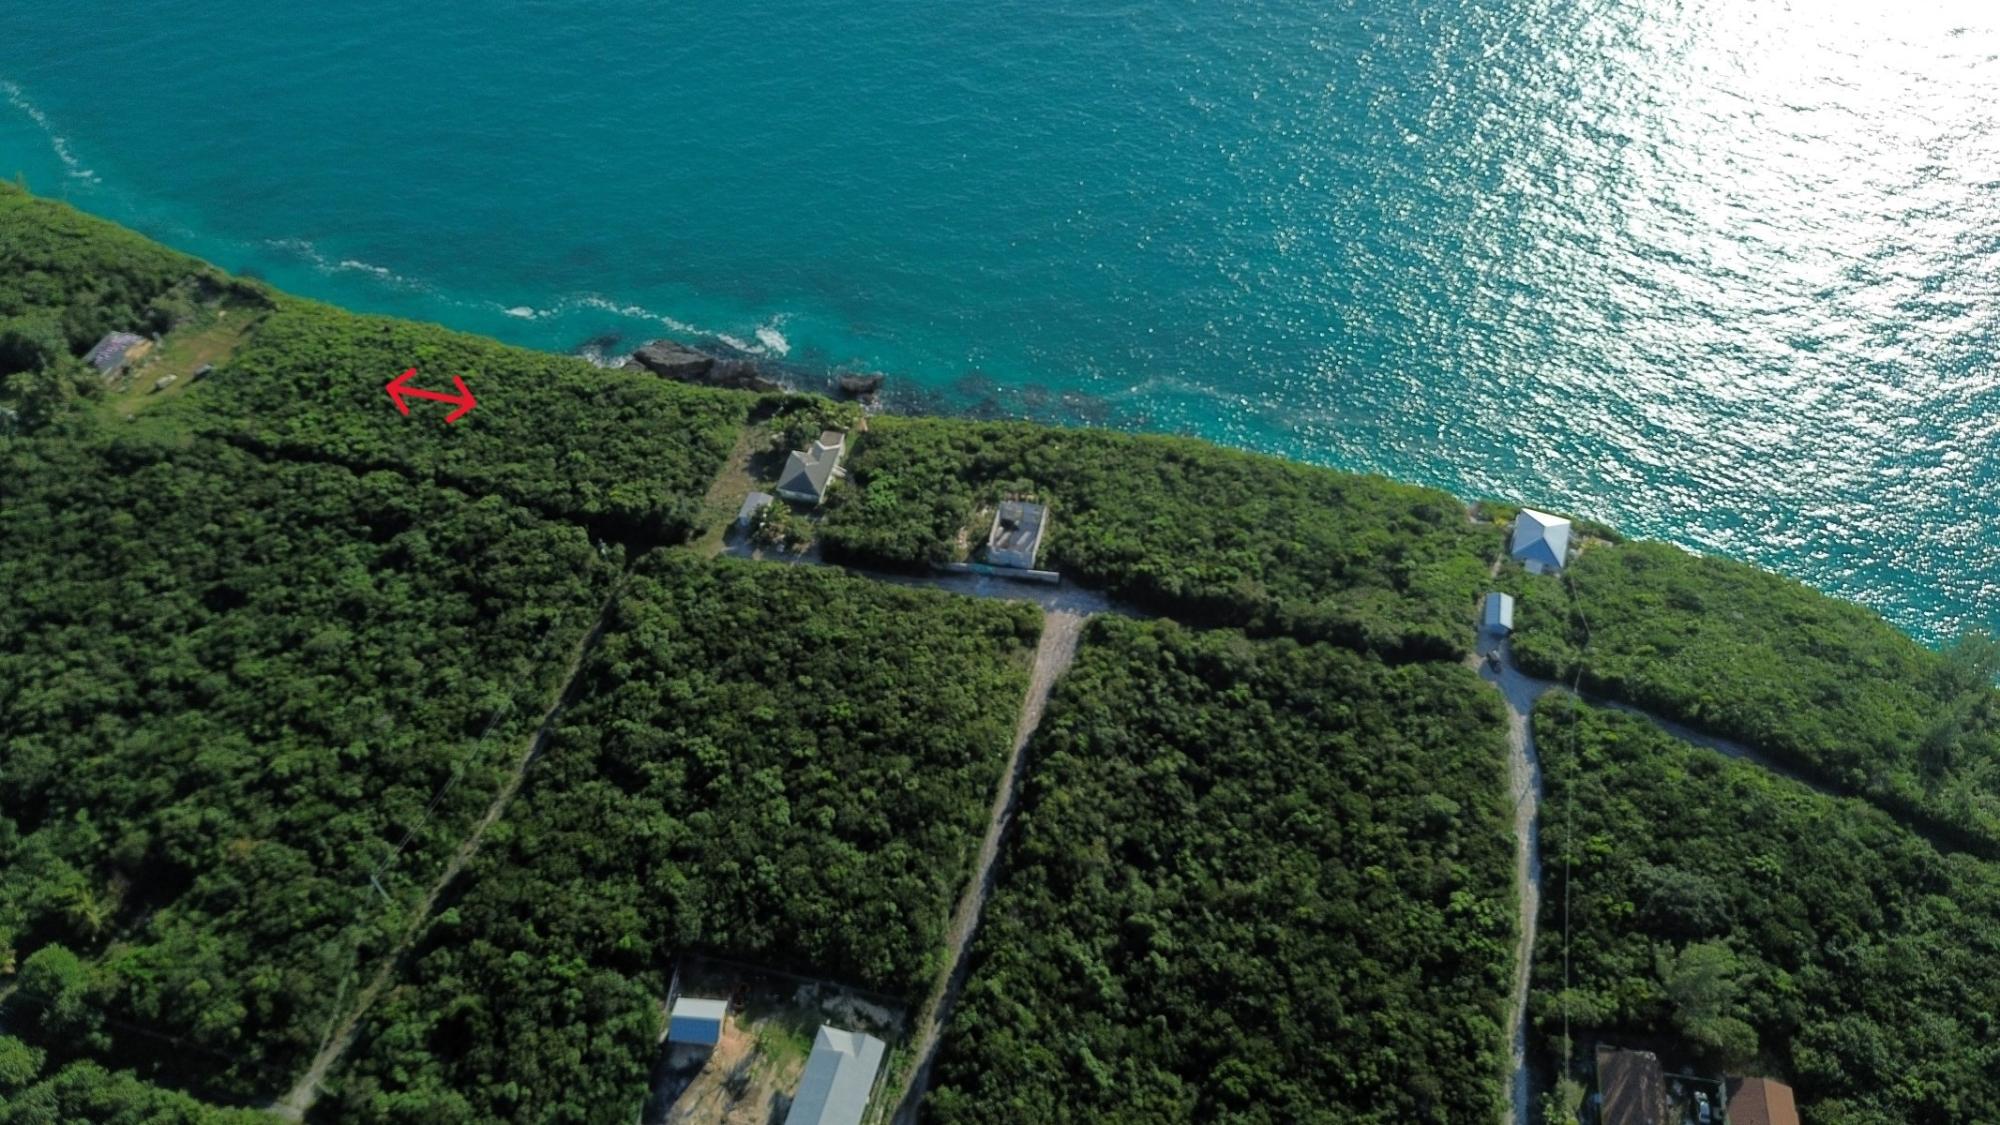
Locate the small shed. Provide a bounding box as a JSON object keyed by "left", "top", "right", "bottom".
{"left": 985, "top": 500, "right": 1049, "bottom": 570}
{"left": 1596, "top": 1046, "right": 1666, "bottom": 1125}
{"left": 776, "top": 431, "right": 847, "bottom": 506}
{"left": 1727, "top": 1077, "right": 1799, "bottom": 1125}
{"left": 1482, "top": 592, "right": 1515, "bottom": 634}
{"left": 784, "top": 1025, "right": 885, "bottom": 1125}
{"left": 667, "top": 997, "right": 729, "bottom": 1047}
{"left": 1511, "top": 508, "right": 1572, "bottom": 574}
{"left": 736, "top": 490, "right": 775, "bottom": 531}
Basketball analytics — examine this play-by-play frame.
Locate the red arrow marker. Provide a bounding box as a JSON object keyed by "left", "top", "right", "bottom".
{"left": 385, "top": 368, "right": 478, "bottom": 424}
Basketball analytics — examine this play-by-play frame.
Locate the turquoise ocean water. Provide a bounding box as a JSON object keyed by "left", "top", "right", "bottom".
{"left": 2, "top": 0, "right": 1995, "bottom": 640}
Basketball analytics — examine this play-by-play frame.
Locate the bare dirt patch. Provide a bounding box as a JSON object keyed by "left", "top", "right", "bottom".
{"left": 653, "top": 1016, "right": 802, "bottom": 1125}
{"left": 647, "top": 970, "right": 905, "bottom": 1125}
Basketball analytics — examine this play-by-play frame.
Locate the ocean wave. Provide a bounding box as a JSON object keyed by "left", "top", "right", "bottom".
{"left": 560, "top": 293, "right": 700, "bottom": 336}
{"left": 755, "top": 318, "right": 792, "bottom": 356}
{"left": 574, "top": 342, "right": 618, "bottom": 367}
{"left": 0, "top": 79, "right": 100, "bottom": 183}
{"left": 262, "top": 236, "right": 442, "bottom": 295}
{"left": 338, "top": 258, "right": 400, "bottom": 281}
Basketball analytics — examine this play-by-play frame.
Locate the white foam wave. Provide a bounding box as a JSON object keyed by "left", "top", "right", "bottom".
{"left": 755, "top": 323, "right": 791, "bottom": 356}
{"left": 504, "top": 305, "right": 538, "bottom": 319}
{"left": 338, "top": 258, "right": 397, "bottom": 280}
{"left": 264, "top": 236, "right": 438, "bottom": 294}
{"left": 563, "top": 293, "right": 700, "bottom": 335}
{"left": 0, "top": 79, "right": 100, "bottom": 182}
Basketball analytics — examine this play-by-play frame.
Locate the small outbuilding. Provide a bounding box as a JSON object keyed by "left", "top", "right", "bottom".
{"left": 985, "top": 500, "right": 1049, "bottom": 570}
{"left": 776, "top": 431, "right": 847, "bottom": 506}
{"left": 1596, "top": 1046, "right": 1666, "bottom": 1125}
{"left": 1511, "top": 508, "right": 1572, "bottom": 574}
{"left": 84, "top": 332, "right": 146, "bottom": 374}
{"left": 666, "top": 996, "right": 729, "bottom": 1047}
{"left": 1727, "top": 1077, "right": 1799, "bottom": 1125}
{"left": 736, "top": 490, "right": 775, "bottom": 532}
{"left": 783, "top": 1024, "right": 885, "bottom": 1125}
{"left": 1482, "top": 592, "right": 1515, "bottom": 634}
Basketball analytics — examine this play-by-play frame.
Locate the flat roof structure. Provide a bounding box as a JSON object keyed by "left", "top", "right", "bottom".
{"left": 667, "top": 996, "right": 729, "bottom": 1046}
{"left": 737, "top": 490, "right": 775, "bottom": 528}
{"left": 986, "top": 500, "right": 1049, "bottom": 570}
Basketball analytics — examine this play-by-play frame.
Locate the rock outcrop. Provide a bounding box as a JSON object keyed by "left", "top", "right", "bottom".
{"left": 627, "top": 340, "right": 785, "bottom": 392}
{"left": 835, "top": 371, "right": 886, "bottom": 400}
{"left": 628, "top": 340, "right": 717, "bottom": 381}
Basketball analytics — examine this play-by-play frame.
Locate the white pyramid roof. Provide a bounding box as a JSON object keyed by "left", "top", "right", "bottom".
{"left": 1511, "top": 509, "right": 1571, "bottom": 570}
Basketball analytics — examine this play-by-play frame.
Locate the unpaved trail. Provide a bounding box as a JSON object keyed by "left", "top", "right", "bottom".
{"left": 271, "top": 588, "right": 623, "bottom": 1120}
{"left": 1473, "top": 633, "right": 1856, "bottom": 1125}
{"left": 1469, "top": 636, "right": 1550, "bottom": 1125}
{"left": 887, "top": 607, "right": 1088, "bottom": 1125}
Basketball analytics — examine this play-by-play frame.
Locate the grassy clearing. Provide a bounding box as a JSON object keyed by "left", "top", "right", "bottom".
{"left": 689, "top": 421, "right": 773, "bottom": 556}
{"left": 91, "top": 302, "right": 265, "bottom": 428}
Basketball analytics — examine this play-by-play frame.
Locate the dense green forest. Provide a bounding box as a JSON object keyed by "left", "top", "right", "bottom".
{"left": 1533, "top": 699, "right": 2000, "bottom": 1124}
{"left": 0, "top": 436, "right": 620, "bottom": 1098}
{"left": 197, "top": 302, "right": 751, "bottom": 542}
{"left": 1513, "top": 541, "right": 2000, "bottom": 850}
{"left": 925, "top": 618, "right": 1515, "bottom": 1124}
{"left": 327, "top": 553, "right": 1037, "bottom": 1123}
{"left": 817, "top": 417, "right": 1500, "bottom": 658}
{"left": 0, "top": 1037, "right": 264, "bottom": 1125}
{"left": 2, "top": 184, "right": 751, "bottom": 542}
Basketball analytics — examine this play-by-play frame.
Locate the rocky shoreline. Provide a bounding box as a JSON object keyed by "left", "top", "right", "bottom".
{"left": 597, "top": 336, "right": 887, "bottom": 405}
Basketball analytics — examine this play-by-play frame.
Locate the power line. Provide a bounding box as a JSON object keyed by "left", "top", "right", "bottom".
{"left": 1555, "top": 564, "right": 1593, "bottom": 1098}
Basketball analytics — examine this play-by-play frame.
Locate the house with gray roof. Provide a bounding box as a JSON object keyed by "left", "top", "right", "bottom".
{"left": 1511, "top": 508, "right": 1572, "bottom": 574}
{"left": 1482, "top": 591, "right": 1515, "bottom": 634}
{"left": 776, "top": 431, "right": 847, "bottom": 506}
{"left": 783, "top": 1024, "right": 885, "bottom": 1125}
{"left": 84, "top": 332, "right": 146, "bottom": 374}
{"left": 985, "top": 500, "right": 1049, "bottom": 570}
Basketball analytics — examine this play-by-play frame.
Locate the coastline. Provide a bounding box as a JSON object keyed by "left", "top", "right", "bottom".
{"left": 6, "top": 180, "right": 2000, "bottom": 1125}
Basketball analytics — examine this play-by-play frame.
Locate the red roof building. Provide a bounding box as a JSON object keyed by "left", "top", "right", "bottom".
{"left": 1729, "top": 1076, "right": 1800, "bottom": 1125}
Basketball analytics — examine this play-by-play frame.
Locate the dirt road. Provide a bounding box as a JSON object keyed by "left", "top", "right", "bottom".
{"left": 270, "top": 589, "right": 623, "bottom": 1120}
{"left": 1470, "top": 635, "right": 1551, "bottom": 1125}
{"left": 1474, "top": 634, "right": 1837, "bottom": 1125}
{"left": 886, "top": 607, "right": 1088, "bottom": 1125}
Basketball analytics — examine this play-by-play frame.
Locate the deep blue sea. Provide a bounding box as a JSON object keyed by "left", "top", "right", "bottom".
{"left": 3, "top": 0, "right": 1995, "bottom": 640}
